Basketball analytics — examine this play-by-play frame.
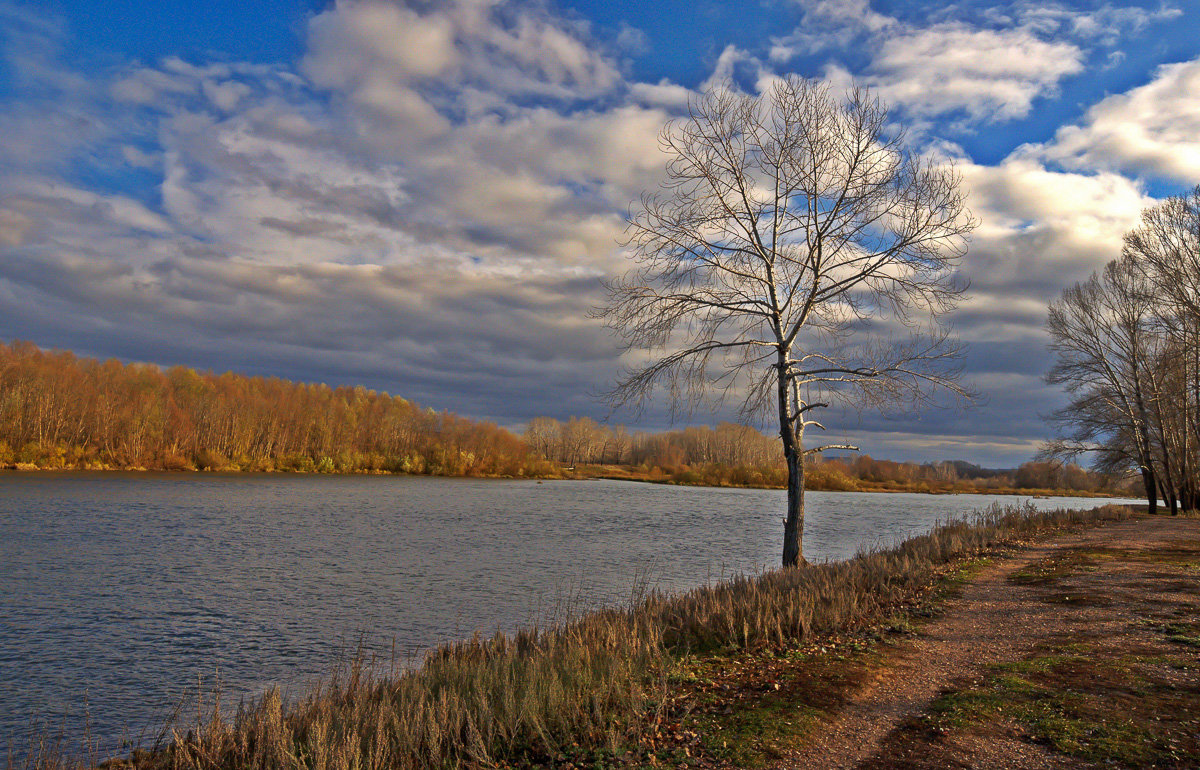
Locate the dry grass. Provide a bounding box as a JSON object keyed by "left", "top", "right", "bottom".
{"left": 8, "top": 503, "right": 1135, "bottom": 770}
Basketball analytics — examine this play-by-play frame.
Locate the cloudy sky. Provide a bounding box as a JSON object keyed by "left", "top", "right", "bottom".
{"left": 0, "top": 0, "right": 1197, "bottom": 466}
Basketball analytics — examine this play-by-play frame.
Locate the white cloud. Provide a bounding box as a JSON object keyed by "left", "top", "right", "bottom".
{"left": 772, "top": 1, "right": 1181, "bottom": 128}
{"left": 956, "top": 157, "right": 1150, "bottom": 297}
{"left": 1032, "top": 58, "right": 1200, "bottom": 183}
{"left": 305, "top": 2, "right": 459, "bottom": 83}
{"left": 1015, "top": 2, "right": 1181, "bottom": 45}
{"left": 773, "top": 0, "right": 895, "bottom": 56}
{"left": 864, "top": 23, "right": 1083, "bottom": 122}
{"left": 303, "top": 0, "right": 621, "bottom": 106}
{"left": 629, "top": 80, "right": 692, "bottom": 110}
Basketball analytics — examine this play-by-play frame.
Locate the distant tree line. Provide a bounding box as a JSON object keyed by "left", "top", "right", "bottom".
{"left": 522, "top": 415, "right": 1127, "bottom": 494}
{"left": 524, "top": 417, "right": 787, "bottom": 486}
{"left": 524, "top": 417, "right": 778, "bottom": 467}
{"left": 808, "top": 456, "right": 1121, "bottom": 494}
{"left": 0, "top": 340, "right": 545, "bottom": 476}
{"left": 1044, "top": 186, "right": 1200, "bottom": 513}
{"left": 0, "top": 339, "right": 1127, "bottom": 494}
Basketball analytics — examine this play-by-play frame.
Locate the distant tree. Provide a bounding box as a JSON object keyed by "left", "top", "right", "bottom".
{"left": 561, "top": 416, "right": 604, "bottom": 465}
{"left": 602, "top": 77, "right": 977, "bottom": 566}
{"left": 524, "top": 416, "right": 562, "bottom": 460}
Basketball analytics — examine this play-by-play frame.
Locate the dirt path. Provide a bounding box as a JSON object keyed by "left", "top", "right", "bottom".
{"left": 773, "top": 516, "right": 1200, "bottom": 769}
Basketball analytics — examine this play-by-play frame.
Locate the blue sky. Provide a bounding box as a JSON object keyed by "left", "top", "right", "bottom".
{"left": 1, "top": 0, "right": 1198, "bottom": 465}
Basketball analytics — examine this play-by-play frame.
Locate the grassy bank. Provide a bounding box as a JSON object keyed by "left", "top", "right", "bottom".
{"left": 13, "top": 503, "right": 1135, "bottom": 770}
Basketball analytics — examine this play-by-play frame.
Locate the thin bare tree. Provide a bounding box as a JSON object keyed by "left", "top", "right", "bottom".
{"left": 601, "top": 77, "right": 977, "bottom": 567}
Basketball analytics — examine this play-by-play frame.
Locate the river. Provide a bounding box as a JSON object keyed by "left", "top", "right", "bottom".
{"left": 0, "top": 472, "right": 1138, "bottom": 755}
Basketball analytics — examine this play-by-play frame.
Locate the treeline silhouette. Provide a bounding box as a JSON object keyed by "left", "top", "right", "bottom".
{"left": 0, "top": 340, "right": 546, "bottom": 476}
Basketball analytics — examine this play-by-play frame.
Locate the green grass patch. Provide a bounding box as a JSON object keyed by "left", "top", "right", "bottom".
{"left": 675, "top": 638, "right": 883, "bottom": 768}
{"left": 922, "top": 645, "right": 1200, "bottom": 767}
{"left": 936, "top": 556, "right": 994, "bottom": 595}
{"left": 1139, "top": 620, "right": 1200, "bottom": 649}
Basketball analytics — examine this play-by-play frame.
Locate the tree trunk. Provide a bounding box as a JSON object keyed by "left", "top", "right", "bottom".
{"left": 1142, "top": 467, "right": 1158, "bottom": 516}
{"left": 777, "top": 358, "right": 806, "bottom": 568}
{"left": 782, "top": 443, "right": 805, "bottom": 567}
{"left": 1165, "top": 479, "right": 1179, "bottom": 516}
{"left": 1182, "top": 482, "right": 1197, "bottom": 513}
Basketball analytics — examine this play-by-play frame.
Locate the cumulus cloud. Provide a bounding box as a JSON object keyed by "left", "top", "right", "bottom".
{"left": 773, "top": 1, "right": 1180, "bottom": 128}
{"left": 0, "top": 0, "right": 682, "bottom": 431}
{"left": 1031, "top": 58, "right": 1200, "bottom": 183}
{"left": 863, "top": 24, "right": 1083, "bottom": 122}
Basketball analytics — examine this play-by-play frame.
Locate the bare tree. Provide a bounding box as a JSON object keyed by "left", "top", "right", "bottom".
{"left": 524, "top": 416, "right": 561, "bottom": 460}
{"left": 1123, "top": 186, "right": 1200, "bottom": 511}
{"left": 1124, "top": 186, "right": 1200, "bottom": 320}
{"left": 1043, "top": 187, "right": 1200, "bottom": 514}
{"left": 1043, "top": 256, "right": 1164, "bottom": 512}
{"left": 601, "top": 78, "right": 976, "bottom": 567}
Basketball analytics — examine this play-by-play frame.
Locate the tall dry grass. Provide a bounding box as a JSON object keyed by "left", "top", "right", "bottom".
{"left": 10, "top": 503, "right": 1134, "bottom": 770}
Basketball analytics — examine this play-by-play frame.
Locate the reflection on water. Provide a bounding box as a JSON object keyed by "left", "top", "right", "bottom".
{"left": 0, "top": 472, "right": 1136, "bottom": 753}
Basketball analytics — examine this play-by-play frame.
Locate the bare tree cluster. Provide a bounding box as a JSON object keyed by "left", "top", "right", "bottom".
{"left": 524, "top": 417, "right": 779, "bottom": 468}
{"left": 602, "top": 77, "right": 976, "bottom": 565}
{"left": 1044, "top": 186, "right": 1200, "bottom": 513}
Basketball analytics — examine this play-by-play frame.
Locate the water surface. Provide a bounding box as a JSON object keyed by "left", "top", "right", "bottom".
{"left": 0, "top": 473, "right": 1136, "bottom": 754}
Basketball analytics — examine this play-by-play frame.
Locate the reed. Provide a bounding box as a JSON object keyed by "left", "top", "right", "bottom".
{"left": 9, "top": 503, "right": 1134, "bottom": 770}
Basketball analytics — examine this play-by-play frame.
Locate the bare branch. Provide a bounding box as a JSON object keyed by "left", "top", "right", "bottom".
{"left": 804, "top": 444, "right": 859, "bottom": 455}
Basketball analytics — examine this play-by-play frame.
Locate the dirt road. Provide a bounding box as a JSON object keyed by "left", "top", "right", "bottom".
{"left": 774, "top": 516, "right": 1200, "bottom": 769}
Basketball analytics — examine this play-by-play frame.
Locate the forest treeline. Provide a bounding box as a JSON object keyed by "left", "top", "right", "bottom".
{"left": 1044, "top": 186, "right": 1200, "bottom": 513}
{"left": 0, "top": 340, "right": 547, "bottom": 476}
{"left": 0, "top": 339, "right": 1126, "bottom": 494}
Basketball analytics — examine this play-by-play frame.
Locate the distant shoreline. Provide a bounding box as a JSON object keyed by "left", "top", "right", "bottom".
{"left": 552, "top": 463, "right": 1131, "bottom": 499}
{"left": 0, "top": 463, "right": 1129, "bottom": 499}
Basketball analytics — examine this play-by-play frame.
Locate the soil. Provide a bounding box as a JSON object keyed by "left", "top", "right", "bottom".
{"left": 764, "top": 515, "right": 1200, "bottom": 769}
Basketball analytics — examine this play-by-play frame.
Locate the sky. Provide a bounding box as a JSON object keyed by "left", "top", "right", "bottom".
{"left": 0, "top": 0, "right": 1197, "bottom": 466}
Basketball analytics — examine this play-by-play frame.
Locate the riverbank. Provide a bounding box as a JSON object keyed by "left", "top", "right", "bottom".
{"left": 560, "top": 463, "right": 1129, "bottom": 499}
{"left": 0, "top": 460, "right": 1129, "bottom": 500}
{"left": 12, "top": 502, "right": 1142, "bottom": 769}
